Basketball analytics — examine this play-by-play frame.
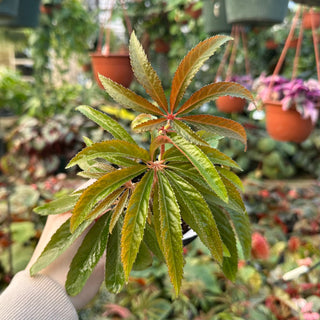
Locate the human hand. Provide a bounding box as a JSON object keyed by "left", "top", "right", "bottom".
{"left": 26, "top": 212, "right": 105, "bottom": 310}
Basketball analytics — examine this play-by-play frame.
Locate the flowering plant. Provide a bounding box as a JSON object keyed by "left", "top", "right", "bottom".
{"left": 253, "top": 74, "right": 320, "bottom": 124}
{"left": 229, "top": 75, "right": 253, "bottom": 91}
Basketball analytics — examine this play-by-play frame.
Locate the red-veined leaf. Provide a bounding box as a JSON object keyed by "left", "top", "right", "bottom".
{"left": 121, "top": 170, "right": 154, "bottom": 280}
{"left": 181, "top": 115, "right": 247, "bottom": 149}
{"left": 149, "top": 135, "right": 172, "bottom": 161}
{"left": 168, "top": 134, "right": 228, "bottom": 202}
{"left": 176, "top": 82, "right": 254, "bottom": 115}
{"left": 77, "top": 105, "right": 136, "bottom": 144}
{"left": 165, "top": 170, "right": 223, "bottom": 264}
{"left": 109, "top": 189, "right": 129, "bottom": 234}
{"left": 170, "top": 35, "right": 232, "bottom": 112}
{"left": 129, "top": 31, "right": 168, "bottom": 112}
{"left": 132, "top": 118, "right": 166, "bottom": 133}
{"left": 157, "top": 171, "right": 183, "bottom": 296}
{"left": 71, "top": 165, "right": 147, "bottom": 232}
{"left": 99, "top": 74, "right": 164, "bottom": 116}
{"left": 66, "top": 140, "right": 150, "bottom": 169}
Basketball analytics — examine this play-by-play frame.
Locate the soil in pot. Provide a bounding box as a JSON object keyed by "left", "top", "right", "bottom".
{"left": 265, "top": 101, "right": 314, "bottom": 143}
{"left": 216, "top": 96, "right": 247, "bottom": 113}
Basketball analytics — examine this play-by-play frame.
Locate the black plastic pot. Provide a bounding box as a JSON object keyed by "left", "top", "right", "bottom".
{"left": 225, "top": 0, "right": 289, "bottom": 26}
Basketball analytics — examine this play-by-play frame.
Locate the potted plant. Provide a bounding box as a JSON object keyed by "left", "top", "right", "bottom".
{"left": 302, "top": 9, "right": 320, "bottom": 30}
{"left": 216, "top": 75, "right": 253, "bottom": 113}
{"left": 30, "top": 32, "right": 253, "bottom": 296}
{"left": 253, "top": 74, "right": 320, "bottom": 142}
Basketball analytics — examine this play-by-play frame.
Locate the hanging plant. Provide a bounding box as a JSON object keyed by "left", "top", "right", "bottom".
{"left": 30, "top": 32, "right": 253, "bottom": 296}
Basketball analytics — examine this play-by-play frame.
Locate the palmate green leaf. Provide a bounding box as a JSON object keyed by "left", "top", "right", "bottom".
{"left": 152, "top": 183, "right": 165, "bottom": 255}
{"left": 170, "top": 35, "right": 232, "bottom": 112}
{"left": 77, "top": 105, "right": 136, "bottom": 144}
{"left": 132, "top": 118, "right": 167, "bottom": 133}
{"left": 34, "top": 192, "right": 80, "bottom": 216}
{"left": 209, "top": 204, "right": 238, "bottom": 281}
{"left": 66, "top": 140, "right": 150, "bottom": 169}
{"left": 221, "top": 177, "right": 246, "bottom": 213}
{"left": 121, "top": 170, "right": 154, "bottom": 281}
{"left": 86, "top": 187, "right": 124, "bottom": 221}
{"left": 217, "top": 167, "right": 244, "bottom": 191}
{"left": 105, "top": 217, "right": 125, "bottom": 294}
{"left": 157, "top": 171, "right": 184, "bottom": 296}
{"left": 165, "top": 170, "right": 223, "bottom": 264}
{"left": 66, "top": 213, "right": 111, "bottom": 296}
{"left": 132, "top": 240, "right": 153, "bottom": 271}
{"left": 30, "top": 218, "right": 92, "bottom": 276}
{"left": 169, "top": 134, "right": 228, "bottom": 202}
{"left": 129, "top": 31, "right": 168, "bottom": 113}
{"left": 78, "top": 162, "right": 116, "bottom": 179}
{"left": 99, "top": 74, "right": 164, "bottom": 116}
{"left": 181, "top": 115, "right": 247, "bottom": 149}
{"left": 71, "top": 165, "right": 147, "bottom": 232}
{"left": 109, "top": 189, "right": 129, "bottom": 233}
{"left": 176, "top": 82, "right": 254, "bottom": 115}
{"left": 172, "top": 119, "right": 209, "bottom": 146}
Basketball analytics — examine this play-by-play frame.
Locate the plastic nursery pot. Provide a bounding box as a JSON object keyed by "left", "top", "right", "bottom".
{"left": 203, "top": 0, "right": 232, "bottom": 35}
{"left": 0, "top": 0, "right": 19, "bottom": 26}
{"left": 225, "top": 0, "right": 289, "bottom": 27}
{"left": 90, "top": 53, "right": 134, "bottom": 89}
{"left": 302, "top": 11, "right": 320, "bottom": 30}
{"left": 265, "top": 101, "right": 314, "bottom": 143}
{"left": 216, "top": 96, "right": 247, "bottom": 113}
{"left": 8, "top": 0, "right": 41, "bottom": 28}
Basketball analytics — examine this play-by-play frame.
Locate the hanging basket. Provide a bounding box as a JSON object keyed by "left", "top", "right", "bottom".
{"left": 0, "top": 0, "right": 19, "bottom": 26}
{"left": 225, "top": 0, "right": 289, "bottom": 26}
{"left": 8, "top": 0, "right": 41, "bottom": 28}
{"left": 203, "top": 0, "right": 231, "bottom": 35}
{"left": 265, "top": 101, "right": 314, "bottom": 143}
{"left": 302, "top": 11, "right": 320, "bottom": 30}
{"left": 90, "top": 53, "right": 134, "bottom": 89}
{"left": 216, "top": 96, "right": 247, "bottom": 113}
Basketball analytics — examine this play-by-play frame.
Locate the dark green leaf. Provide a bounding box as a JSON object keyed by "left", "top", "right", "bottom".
{"left": 143, "top": 222, "right": 165, "bottom": 262}
{"left": 66, "top": 214, "right": 111, "bottom": 296}
{"left": 109, "top": 189, "right": 129, "bottom": 233}
{"left": 105, "top": 217, "right": 125, "bottom": 294}
{"left": 132, "top": 240, "right": 153, "bottom": 271}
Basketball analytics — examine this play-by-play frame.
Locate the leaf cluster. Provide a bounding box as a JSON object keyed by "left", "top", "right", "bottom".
{"left": 31, "top": 32, "right": 254, "bottom": 296}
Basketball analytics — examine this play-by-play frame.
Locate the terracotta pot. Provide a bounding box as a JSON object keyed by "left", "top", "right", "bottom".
{"left": 90, "top": 53, "right": 134, "bottom": 89}
{"left": 265, "top": 39, "right": 278, "bottom": 50}
{"left": 265, "top": 101, "right": 314, "bottom": 143}
{"left": 216, "top": 96, "right": 247, "bottom": 113}
{"left": 302, "top": 11, "right": 320, "bottom": 30}
{"left": 288, "top": 38, "right": 299, "bottom": 49}
{"left": 154, "top": 38, "right": 170, "bottom": 53}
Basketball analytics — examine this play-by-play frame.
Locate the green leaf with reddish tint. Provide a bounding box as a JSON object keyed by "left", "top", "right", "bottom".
{"left": 105, "top": 217, "right": 125, "bottom": 294}
{"left": 165, "top": 170, "right": 223, "bottom": 264}
{"left": 209, "top": 204, "right": 238, "bottom": 281}
{"left": 130, "top": 31, "right": 168, "bottom": 113}
{"left": 149, "top": 135, "right": 172, "bottom": 161}
{"left": 181, "top": 115, "right": 247, "bottom": 149}
{"left": 121, "top": 170, "right": 154, "bottom": 280}
{"left": 71, "top": 165, "right": 147, "bottom": 232}
{"left": 217, "top": 167, "right": 244, "bottom": 191}
{"left": 30, "top": 218, "right": 92, "bottom": 276}
{"left": 157, "top": 171, "right": 183, "bottom": 296}
{"left": 176, "top": 82, "right": 254, "bottom": 115}
{"left": 170, "top": 35, "right": 232, "bottom": 112}
{"left": 109, "top": 189, "right": 129, "bottom": 234}
{"left": 132, "top": 118, "right": 167, "bottom": 133}
{"left": 99, "top": 74, "right": 164, "bottom": 116}
{"left": 77, "top": 105, "right": 136, "bottom": 144}
{"left": 66, "top": 140, "right": 150, "bottom": 169}
{"left": 172, "top": 119, "right": 209, "bottom": 146}
{"left": 169, "top": 134, "right": 228, "bottom": 202}
{"left": 152, "top": 183, "right": 165, "bottom": 255}
{"left": 66, "top": 213, "right": 111, "bottom": 296}
{"left": 144, "top": 222, "right": 165, "bottom": 262}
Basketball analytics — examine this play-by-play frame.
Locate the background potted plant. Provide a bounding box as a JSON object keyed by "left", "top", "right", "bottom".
{"left": 30, "top": 32, "right": 254, "bottom": 296}
{"left": 253, "top": 74, "right": 320, "bottom": 142}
